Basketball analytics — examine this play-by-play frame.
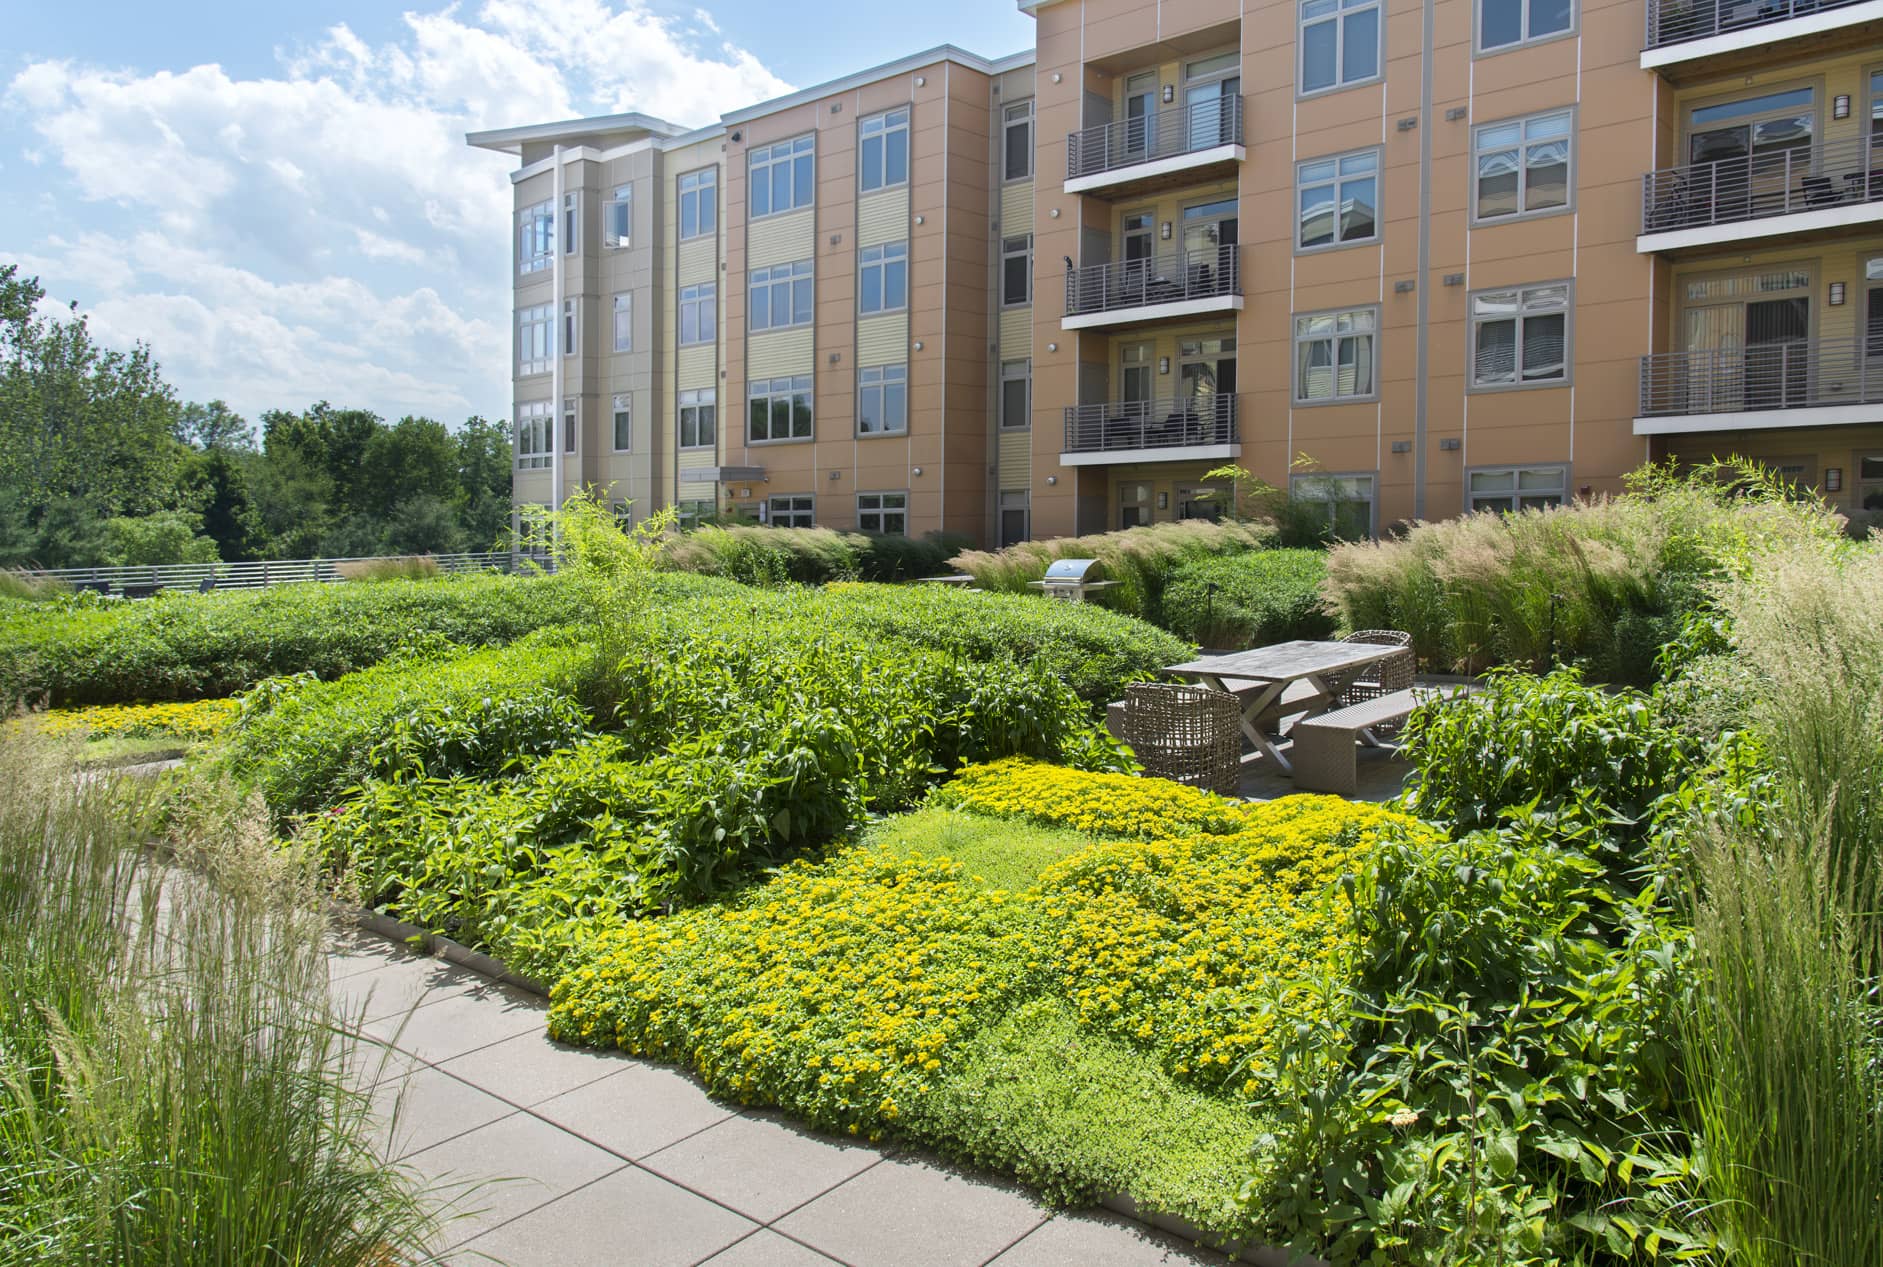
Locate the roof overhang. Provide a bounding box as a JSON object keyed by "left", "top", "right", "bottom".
{"left": 467, "top": 112, "right": 687, "bottom": 156}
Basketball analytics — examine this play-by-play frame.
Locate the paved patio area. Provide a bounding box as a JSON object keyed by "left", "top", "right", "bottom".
{"left": 331, "top": 928, "right": 1236, "bottom": 1267}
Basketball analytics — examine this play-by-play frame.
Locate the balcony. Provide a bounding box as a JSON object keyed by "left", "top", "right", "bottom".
{"left": 1062, "top": 246, "right": 1243, "bottom": 331}
{"left": 1643, "top": 0, "right": 1883, "bottom": 79}
{"left": 1060, "top": 395, "right": 1239, "bottom": 466}
{"left": 1639, "top": 133, "right": 1883, "bottom": 253}
{"left": 1064, "top": 96, "right": 1244, "bottom": 199}
{"left": 1635, "top": 337, "right": 1883, "bottom": 434}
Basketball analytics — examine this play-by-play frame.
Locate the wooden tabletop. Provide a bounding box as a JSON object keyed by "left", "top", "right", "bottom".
{"left": 1165, "top": 639, "right": 1401, "bottom": 683}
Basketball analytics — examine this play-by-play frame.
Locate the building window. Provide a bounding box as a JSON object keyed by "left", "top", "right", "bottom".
{"left": 859, "top": 242, "right": 908, "bottom": 315}
{"left": 857, "top": 491, "right": 907, "bottom": 535}
{"left": 748, "top": 375, "right": 814, "bottom": 442}
{"left": 1471, "top": 282, "right": 1570, "bottom": 389}
{"left": 563, "top": 192, "right": 579, "bottom": 255}
{"left": 1003, "top": 101, "right": 1034, "bottom": 181}
{"left": 860, "top": 108, "right": 910, "bottom": 192}
{"left": 1000, "top": 359, "right": 1031, "bottom": 429}
{"left": 612, "top": 394, "right": 632, "bottom": 451}
{"left": 858, "top": 364, "right": 908, "bottom": 435}
{"left": 1293, "top": 308, "right": 1378, "bottom": 403}
{"left": 612, "top": 293, "right": 632, "bottom": 352}
{"left": 562, "top": 397, "right": 577, "bottom": 453}
{"left": 604, "top": 184, "right": 631, "bottom": 247}
{"left": 749, "top": 135, "right": 815, "bottom": 219}
{"left": 750, "top": 260, "right": 813, "bottom": 332}
{"left": 768, "top": 494, "right": 815, "bottom": 528}
{"left": 1474, "top": 109, "right": 1572, "bottom": 221}
{"left": 679, "top": 168, "right": 717, "bottom": 241}
{"left": 678, "top": 499, "right": 715, "bottom": 528}
{"left": 1001, "top": 235, "right": 1031, "bottom": 307}
{"left": 1297, "top": 149, "right": 1379, "bottom": 250}
{"left": 1468, "top": 465, "right": 1567, "bottom": 512}
{"left": 517, "top": 200, "right": 553, "bottom": 273}
{"left": 1479, "top": 0, "right": 1574, "bottom": 52}
{"left": 1291, "top": 473, "right": 1374, "bottom": 540}
{"left": 1300, "top": 0, "right": 1380, "bottom": 95}
{"left": 680, "top": 282, "right": 716, "bottom": 345}
{"left": 998, "top": 490, "right": 1029, "bottom": 546}
{"left": 679, "top": 388, "right": 716, "bottom": 449}
{"left": 517, "top": 304, "right": 553, "bottom": 375}
{"left": 563, "top": 299, "right": 577, "bottom": 357}
{"left": 515, "top": 400, "right": 552, "bottom": 469}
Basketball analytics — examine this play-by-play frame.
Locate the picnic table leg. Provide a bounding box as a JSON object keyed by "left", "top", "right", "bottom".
{"left": 1202, "top": 674, "right": 1292, "bottom": 772}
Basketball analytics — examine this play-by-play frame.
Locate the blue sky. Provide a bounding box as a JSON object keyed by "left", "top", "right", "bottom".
{"left": 0, "top": 0, "right": 1035, "bottom": 428}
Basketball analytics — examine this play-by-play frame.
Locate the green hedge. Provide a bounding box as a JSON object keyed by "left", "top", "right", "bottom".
{"left": 660, "top": 525, "right": 966, "bottom": 585}
{"left": 1159, "top": 549, "right": 1333, "bottom": 650}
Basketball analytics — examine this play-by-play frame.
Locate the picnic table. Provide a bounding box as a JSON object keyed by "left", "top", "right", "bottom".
{"left": 1163, "top": 639, "right": 1404, "bottom": 774}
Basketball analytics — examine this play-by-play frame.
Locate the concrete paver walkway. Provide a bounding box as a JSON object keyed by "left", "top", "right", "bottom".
{"left": 330, "top": 928, "right": 1232, "bottom": 1267}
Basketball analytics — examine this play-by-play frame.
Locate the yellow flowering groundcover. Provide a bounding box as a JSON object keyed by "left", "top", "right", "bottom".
{"left": 930, "top": 755, "right": 1252, "bottom": 838}
{"left": 34, "top": 698, "right": 240, "bottom": 743}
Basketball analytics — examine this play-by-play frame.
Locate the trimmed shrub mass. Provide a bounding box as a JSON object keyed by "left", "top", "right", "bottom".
{"left": 660, "top": 525, "right": 965, "bottom": 585}
{"left": 1157, "top": 549, "right": 1333, "bottom": 650}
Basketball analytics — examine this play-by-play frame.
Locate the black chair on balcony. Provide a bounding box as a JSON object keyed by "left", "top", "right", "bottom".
{"left": 1801, "top": 174, "right": 1839, "bottom": 208}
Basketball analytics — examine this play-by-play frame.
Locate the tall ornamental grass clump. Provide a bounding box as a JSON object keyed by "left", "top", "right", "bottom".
{"left": 948, "top": 519, "right": 1272, "bottom": 626}
{"left": 659, "top": 524, "right": 962, "bottom": 585}
{"left": 0, "top": 736, "right": 446, "bottom": 1264}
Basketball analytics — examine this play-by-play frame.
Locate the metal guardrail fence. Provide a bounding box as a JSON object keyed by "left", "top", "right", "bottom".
{"left": 1063, "top": 395, "right": 1239, "bottom": 453}
{"left": 1066, "top": 94, "right": 1244, "bottom": 181}
{"left": 1642, "top": 133, "right": 1883, "bottom": 234}
{"left": 1064, "top": 245, "right": 1243, "bottom": 319}
{"left": 1638, "top": 337, "right": 1883, "bottom": 416}
{"left": 1646, "top": 0, "right": 1867, "bottom": 48}
{"left": 15, "top": 551, "right": 518, "bottom": 596}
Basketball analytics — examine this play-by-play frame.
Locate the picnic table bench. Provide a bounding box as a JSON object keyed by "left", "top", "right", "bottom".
{"left": 1164, "top": 640, "right": 1405, "bottom": 775}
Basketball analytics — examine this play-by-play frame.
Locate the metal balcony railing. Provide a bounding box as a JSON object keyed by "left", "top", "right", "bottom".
{"left": 1066, "top": 94, "right": 1244, "bottom": 181}
{"left": 1638, "top": 338, "right": 1883, "bottom": 417}
{"left": 1064, "top": 246, "right": 1242, "bottom": 319}
{"left": 12, "top": 551, "right": 518, "bottom": 596}
{"left": 1642, "top": 133, "right": 1883, "bottom": 234}
{"left": 1646, "top": 0, "right": 1868, "bottom": 48}
{"left": 1063, "top": 395, "right": 1239, "bottom": 453}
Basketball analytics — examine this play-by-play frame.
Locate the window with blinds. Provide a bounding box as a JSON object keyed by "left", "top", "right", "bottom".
{"left": 1471, "top": 282, "right": 1570, "bottom": 388}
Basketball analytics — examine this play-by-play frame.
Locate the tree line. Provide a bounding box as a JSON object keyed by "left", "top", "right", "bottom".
{"left": 0, "top": 265, "right": 512, "bottom": 569}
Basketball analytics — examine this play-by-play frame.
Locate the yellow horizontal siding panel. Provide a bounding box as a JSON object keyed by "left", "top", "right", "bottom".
{"left": 678, "top": 448, "right": 714, "bottom": 471}
{"left": 856, "top": 187, "right": 909, "bottom": 249}
{"left": 999, "top": 306, "right": 1032, "bottom": 355}
{"left": 998, "top": 429, "right": 1031, "bottom": 485}
{"left": 855, "top": 313, "right": 907, "bottom": 369}
{"left": 677, "top": 343, "right": 716, "bottom": 388}
{"left": 747, "top": 327, "right": 814, "bottom": 378}
{"left": 999, "top": 181, "right": 1032, "bottom": 237}
{"left": 747, "top": 208, "right": 814, "bottom": 267}
{"left": 677, "top": 237, "right": 715, "bottom": 286}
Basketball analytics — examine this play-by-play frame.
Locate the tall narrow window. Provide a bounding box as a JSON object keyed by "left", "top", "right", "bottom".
{"left": 604, "top": 184, "right": 632, "bottom": 247}
{"left": 857, "top": 364, "right": 908, "bottom": 435}
{"left": 767, "top": 494, "right": 815, "bottom": 528}
{"left": 749, "top": 260, "right": 813, "bottom": 332}
{"left": 860, "top": 108, "right": 910, "bottom": 192}
{"left": 517, "top": 200, "right": 553, "bottom": 273}
{"left": 561, "top": 397, "right": 577, "bottom": 453}
{"left": 859, "top": 242, "right": 908, "bottom": 315}
{"left": 517, "top": 304, "right": 553, "bottom": 375}
{"left": 857, "top": 491, "right": 907, "bottom": 535}
{"left": 1001, "top": 235, "right": 1032, "bottom": 307}
{"left": 1473, "top": 109, "right": 1572, "bottom": 220}
{"left": 515, "top": 400, "right": 552, "bottom": 469}
{"left": 1300, "top": 0, "right": 1380, "bottom": 94}
{"left": 1471, "top": 283, "right": 1571, "bottom": 388}
{"left": 679, "top": 389, "right": 716, "bottom": 449}
{"left": 1296, "top": 149, "right": 1379, "bottom": 249}
{"left": 563, "top": 193, "right": 579, "bottom": 255}
{"left": 680, "top": 283, "right": 716, "bottom": 345}
{"left": 748, "top": 376, "right": 814, "bottom": 442}
{"left": 1293, "top": 308, "right": 1379, "bottom": 403}
{"left": 1000, "top": 359, "right": 1031, "bottom": 429}
{"left": 1478, "top": 0, "right": 1574, "bottom": 51}
{"left": 679, "top": 168, "right": 717, "bottom": 240}
{"left": 998, "top": 490, "right": 1029, "bottom": 546}
{"left": 749, "top": 135, "right": 815, "bottom": 218}
{"left": 612, "top": 394, "right": 632, "bottom": 451}
{"left": 612, "top": 293, "right": 632, "bottom": 352}
{"left": 562, "top": 299, "right": 577, "bottom": 357}
{"left": 1004, "top": 101, "right": 1034, "bottom": 181}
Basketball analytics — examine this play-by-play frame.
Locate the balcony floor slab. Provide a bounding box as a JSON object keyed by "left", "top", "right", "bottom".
{"left": 1634, "top": 401, "right": 1883, "bottom": 435}
{"left": 1062, "top": 294, "right": 1243, "bottom": 332}
{"left": 1058, "top": 443, "right": 1239, "bottom": 466}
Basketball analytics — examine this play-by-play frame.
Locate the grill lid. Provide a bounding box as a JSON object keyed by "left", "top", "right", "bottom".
{"left": 1043, "top": 558, "right": 1104, "bottom": 584}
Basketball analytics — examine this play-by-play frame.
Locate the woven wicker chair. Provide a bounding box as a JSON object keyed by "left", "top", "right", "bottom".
{"left": 1336, "top": 629, "right": 1415, "bottom": 708}
{"left": 1123, "top": 682, "right": 1243, "bottom": 796}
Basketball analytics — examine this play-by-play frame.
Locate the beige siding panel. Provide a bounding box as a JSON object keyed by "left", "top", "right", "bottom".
{"left": 677, "top": 343, "right": 716, "bottom": 389}
{"left": 747, "top": 209, "right": 815, "bottom": 267}
{"left": 855, "top": 313, "right": 907, "bottom": 368}
{"left": 747, "top": 327, "right": 814, "bottom": 378}
{"left": 856, "top": 187, "right": 910, "bottom": 249}
{"left": 677, "top": 237, "right": 715, "bottom": 286}
{"left": 999, "top": 306, "right": 1032, "bottom": 355}
{"left": 678, "top": 448, "right": 713, "bottom": 472}
{"left": 999, "top": 181, "right": 1033, "bottom": 237}
{"left": 998, "top": 429, "right": 1032, "bottom": 487}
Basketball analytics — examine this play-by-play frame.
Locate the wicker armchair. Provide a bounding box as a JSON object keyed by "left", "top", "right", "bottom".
{"left": 1123, "top": 682, "right": 1243, "bottom": 796}
{"left": 1336, "top": 629, "right": 1415, "bottom": 708}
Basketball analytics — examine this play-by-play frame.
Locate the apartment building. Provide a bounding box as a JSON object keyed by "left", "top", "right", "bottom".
{"left": 471, "top": 0, "right": 1883, "bottom": 545}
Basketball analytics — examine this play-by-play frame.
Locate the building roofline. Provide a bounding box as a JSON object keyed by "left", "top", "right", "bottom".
{"left": 466, "top": 111, "right": 688, "bottom": 155}
{"left": 721, "top": 44, "right": 1033, "bottom": 125}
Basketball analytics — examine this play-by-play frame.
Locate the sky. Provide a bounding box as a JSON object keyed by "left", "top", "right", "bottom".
{"left": 0, "top": 0, "right": 1035, "bottom": 429}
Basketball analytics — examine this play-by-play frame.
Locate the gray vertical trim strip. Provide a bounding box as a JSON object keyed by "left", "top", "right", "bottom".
{"left": 1413, "top": 0, "right": 1434, "bottom": 520}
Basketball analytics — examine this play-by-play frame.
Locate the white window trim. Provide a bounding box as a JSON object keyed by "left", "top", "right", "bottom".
{"left": 612, "top": 293, "right": 632, "bottom": 353}
{"left": 517, "top": 303, "right": 553, "bottom": 377}
{"left": 679, "top": 168, "right": 718, "bottom": 242}
{"left": 604, "top": 185, "right": 632, "bottom": 248}
{"left": 561, "top": 396, "right": 578, "bottom": 454}
{"left": 563, "top": 192, "right": 579, "bottom": 256}
{"left": 749, "top": 259, "right": 814, "bottom": 333}
{"left": 859, "top": 107, "right": 911, "bottom": 193}
{"left": 515, "top": 400, "right": 553, "bottom": 470}
{"left": 679, "top": 388, "right": 716, "bottom": 451}
{"left": 749, "top": 135, "right": 816, "bottom": 220}
{"left": 517, "top": 200, "right": 553, "bottom": 274}
{"left": 679, "top": 282, "right": 716, "bottom": 347}
{"left": 611, "top": 393, "right": 632, "bottom": 453}
{"left": 1003, "top": 100, "right": 1034, "bottom": 182}
{"left": 1470, "top": 107, "right": 1576, "bottom": 226}
{"left": 562, "top": 299, "right": 577, "bottom": 358}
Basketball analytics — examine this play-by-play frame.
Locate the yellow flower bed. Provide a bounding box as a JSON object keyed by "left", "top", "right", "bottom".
{"left": 35, "top": 698, "right": 240, "bottom": 743}
{"left": 932, "top": 755, "right": 1251, "bottom": 838}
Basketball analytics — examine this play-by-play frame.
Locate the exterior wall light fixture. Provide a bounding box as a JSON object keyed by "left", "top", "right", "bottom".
{"left": 1831, "top": 281, "right": 1848, "bottom": 306}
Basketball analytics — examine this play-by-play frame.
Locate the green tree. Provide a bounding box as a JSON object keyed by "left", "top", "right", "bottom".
{"left": 384, "top": 494, "right": 466, "bottom": 555}
{"left": 176, "top": 399, "right": 256, "bottom": 453}
{"left": 183, "top": 449, "right": 271, "bottom": 561}
{"left": 101, "top": 511, "right": 221, "bottom": 566}
{"left": 456, "top": 415, "right": 513, "bottom": 551}
{"left": 363, "top": 417, "right": 459, "bottom": 519}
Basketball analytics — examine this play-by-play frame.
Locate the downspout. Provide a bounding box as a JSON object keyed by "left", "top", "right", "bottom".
{"left": 551, "top": 143, "right": 566, "bottom": 554}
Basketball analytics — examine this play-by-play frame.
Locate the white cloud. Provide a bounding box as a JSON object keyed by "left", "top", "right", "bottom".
{"left": 0, "top": 1, "right": 791, "bottom": 424}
